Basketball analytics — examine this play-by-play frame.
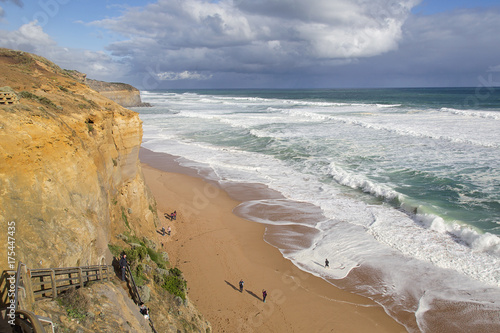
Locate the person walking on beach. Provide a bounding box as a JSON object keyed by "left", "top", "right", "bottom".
{"left": 120, "top": 254, "right": 128, "bottom": 281}
{"left": 262, "top": 289, "right": 267, "bottom": 303}
{"left": 161, "top": 226, "right": 166, "bottom": 236}
{"left": 167, "top": 226, "right": 171, "bottom": 236}
{"left": 325, "top": 258, "right": 329, "bottom": 268}
{"left": 239, "top": 279, "right": 244, "bottom": 292}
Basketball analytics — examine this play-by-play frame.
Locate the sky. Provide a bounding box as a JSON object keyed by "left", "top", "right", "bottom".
{"left": 1, "top": 0, "right": 500, "bottom": 89}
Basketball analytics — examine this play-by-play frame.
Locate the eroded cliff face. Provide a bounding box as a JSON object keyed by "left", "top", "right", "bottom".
{"left": 86, "top": 78, "right": 149, "bottom": 107}
{"left": 0, "top": 49, "right": 158, "bottom": 270}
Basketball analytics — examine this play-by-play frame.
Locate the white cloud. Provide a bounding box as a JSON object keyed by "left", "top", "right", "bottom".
{"left": 157, "top": 71, "right": 212, "bottom": 81}
{"left": 91, "top": 0, "right": 419, "bottom": 75}
{"left": 488, "top": 65, "right": 500, "bottom": 72}
{"left": 0, "top": 21, "right": 55, "bottom": 53}
{"left": 0, "top": 21, "right": 125, "bottom": 81}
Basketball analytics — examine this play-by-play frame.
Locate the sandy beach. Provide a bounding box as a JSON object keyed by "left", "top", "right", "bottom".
{"left": 140, "top": 149, "right": 406, "bottom": 332}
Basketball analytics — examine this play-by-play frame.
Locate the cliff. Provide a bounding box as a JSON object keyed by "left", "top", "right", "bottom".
{"left": 0, "top": 48, "right": 210, "bottom": 332}
{"left": 0, "top": 48, "right": 155, "bottom": 269}
{"left": 86, "top": 78, "right": 151, "bottom": 108}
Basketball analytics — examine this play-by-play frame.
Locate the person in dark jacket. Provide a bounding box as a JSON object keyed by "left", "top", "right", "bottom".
{"left": 120, "top": 254, "right": 127, "bottom": 281}
{"left": 139, "top": 302, "right": 149, "bottom": 319}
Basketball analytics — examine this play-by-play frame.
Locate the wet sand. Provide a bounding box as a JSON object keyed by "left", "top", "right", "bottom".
{"left": 140, "top": 148, "right": 406, "bottom": 332}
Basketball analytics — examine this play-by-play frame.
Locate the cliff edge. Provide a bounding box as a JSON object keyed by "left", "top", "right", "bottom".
{"left": 86, "top": 76, "right": 151, "bottom": 108}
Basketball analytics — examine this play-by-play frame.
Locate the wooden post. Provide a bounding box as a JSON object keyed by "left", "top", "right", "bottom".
{"left": 98, "top": 266, "right": 103, "bottom": 281}
{"left": 79, "top": 267, "right": 84, "bottom": 288}
{"left": 50, "top": 270, "right": 57, "bottom": 300}
{"left": 22, "top": 266, "right": 35, "bottom": 310}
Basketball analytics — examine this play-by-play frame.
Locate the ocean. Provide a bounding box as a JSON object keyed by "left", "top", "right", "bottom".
{"left": 133, "top": 88, "right": 500, "bottom": 332}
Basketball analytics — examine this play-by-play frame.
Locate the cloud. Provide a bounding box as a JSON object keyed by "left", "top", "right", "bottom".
{"left": 0, "top": 21, "right": 55, "bottom": 53}
{"left": 157, "top": 71, "right": 212, "bottom": 81}
{"left": 0, "top": 21, "right": 125, "bottom": 81}
{"left": 87, "top": 0, "right": 419, "bottom": 87}
{"left": 0, "top": 6, "right": 4, "bottom": 18}
{"left": 0, "top": 0, "right": 23, "bottom": 7}
{"left": 2, "top": 1, "right": 499, "bottom": 89}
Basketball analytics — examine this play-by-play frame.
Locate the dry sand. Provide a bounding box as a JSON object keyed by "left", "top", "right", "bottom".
{"left": 140, "top": 151, "right": 406, "bottom": 332}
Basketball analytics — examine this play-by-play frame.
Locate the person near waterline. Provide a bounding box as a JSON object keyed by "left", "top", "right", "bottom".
{"left": 325, "top": 258, "right": 329, "bottom": 268}
{"left": 239, "top": 279, "right": 244, "bottom": 292}
{"left": 262, "top": 289, "right": 267, "bottom": 303}
{"left": 120, "top": 254, "right": 127, "bottom": 281}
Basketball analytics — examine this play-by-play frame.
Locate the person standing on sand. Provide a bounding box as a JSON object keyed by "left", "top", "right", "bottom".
{"left": 167, "top": 226, "right": 171, "bottom": 236}
{"left": 262, "top": 289, "right": 267, "bottom": 303}
{"left": 120, "top": 254, "right": 128, "bottom": 281}
{"left": 325, "top": 258, "right": 329, "bottom": 268}
{"left": 161, "top": 226, "right": 165, "bottom": 236}
{"left": 239, "top": 279, "right": 244, "bottom": 292}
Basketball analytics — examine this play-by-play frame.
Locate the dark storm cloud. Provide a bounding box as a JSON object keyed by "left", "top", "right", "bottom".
{"left": 89, "top": 0, "right": 419, "bottom": 88}
{"left": 2, "top": 1, "right": 499, "bottom": 88}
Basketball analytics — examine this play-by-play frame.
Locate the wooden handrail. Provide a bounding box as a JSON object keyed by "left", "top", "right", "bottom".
{"left": 14, "top": 263, "right": 114, "bottom": 302}
{"left": 125, "top": 264, "right": 158, "bottom": 333}
{"left": 15, "top": 309, "right": 51, "bottom": 333}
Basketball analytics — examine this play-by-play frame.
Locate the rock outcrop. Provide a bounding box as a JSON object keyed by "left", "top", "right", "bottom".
{"left": 86, "top": 78, "right": 151, "bottom": 108}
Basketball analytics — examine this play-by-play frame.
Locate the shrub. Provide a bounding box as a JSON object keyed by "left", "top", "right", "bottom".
{"left": 147, "top": 248, "right": 167, "bottom": 269}
{"left": 57, "top": 288, "right": 89, "bottom": 320}
{"left": 124, "top": 246, "right": 148, "bottom": 262}
{"left": 162, "top": 268, "right": 186, "bottom": 300}
{"left": 132, "top": 264, "right": 147, "bottom": 286}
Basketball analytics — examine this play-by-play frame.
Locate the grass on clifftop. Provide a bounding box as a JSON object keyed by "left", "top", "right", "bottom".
{"left": 19, "top": 91, "right": 58, "bottom": 109}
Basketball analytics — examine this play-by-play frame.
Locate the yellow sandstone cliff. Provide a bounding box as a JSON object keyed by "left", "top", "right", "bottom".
{"left": 0, "top": 48, "right": 211, "bottom": 333}
{"left": 0, "top": 48, "right": 157, "bottom": 270}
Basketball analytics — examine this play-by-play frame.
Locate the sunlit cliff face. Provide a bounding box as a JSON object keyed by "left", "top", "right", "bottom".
{"left": 0, "top": 49, "right": 157, "bottom": 270}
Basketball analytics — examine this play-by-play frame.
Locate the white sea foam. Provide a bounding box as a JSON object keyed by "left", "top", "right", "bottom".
{"left": 137, "top": 90, "right": 500, "bottom": 331}
{"left": 440, "top": 107, "right": 500, "bottom": 120}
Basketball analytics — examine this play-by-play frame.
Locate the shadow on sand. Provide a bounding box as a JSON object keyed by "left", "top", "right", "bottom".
{"left": 224, "top": 280, "right": 240, "bottom": 292}
{"left": 245, "top": 289, "right": 262, "bottom": 301}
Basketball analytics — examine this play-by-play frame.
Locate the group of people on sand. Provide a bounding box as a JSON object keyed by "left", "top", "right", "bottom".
{"left": 239, "top": 279, "right": 267, "bottom": 303}
{"left": 164, "top": 210, "right": 177, "bottom": 221}
{"left": 160, "top": 210, "right": 176, "bottom": 236}
{"left": 161, "top": 226, "right": 171, "bottom": 236}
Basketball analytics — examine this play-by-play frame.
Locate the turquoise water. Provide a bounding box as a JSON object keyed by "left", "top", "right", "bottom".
{"left": 134, "top": 88, "right": 500, "bottom": 332}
